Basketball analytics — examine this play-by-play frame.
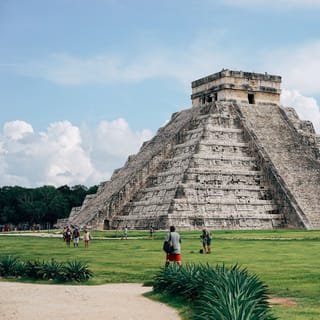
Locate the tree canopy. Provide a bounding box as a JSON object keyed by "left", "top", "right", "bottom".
{"left": 0, "top": 184, "right": 98, "bottom": 229}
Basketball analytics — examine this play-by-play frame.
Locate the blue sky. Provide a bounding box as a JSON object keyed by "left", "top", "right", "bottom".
{"left": 1, "top": 0, "right": 320, "bottom": 187}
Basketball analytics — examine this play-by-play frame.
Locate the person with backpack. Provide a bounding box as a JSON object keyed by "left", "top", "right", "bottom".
{"left": 164, "top": 225, "right": 181, "bottom": 266}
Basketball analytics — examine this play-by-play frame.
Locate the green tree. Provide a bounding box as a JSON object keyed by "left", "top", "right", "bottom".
{"left": 0, "top": 184, "right": 97, "bottom": 228}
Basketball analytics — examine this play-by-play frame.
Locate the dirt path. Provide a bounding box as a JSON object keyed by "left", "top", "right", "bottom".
{"left": 0, "top": 282, "right": 180, "bottom": 320}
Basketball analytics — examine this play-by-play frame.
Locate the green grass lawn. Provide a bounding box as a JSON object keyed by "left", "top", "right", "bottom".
{"left": 0, "top": 229, "right": 320, "bottom": 320}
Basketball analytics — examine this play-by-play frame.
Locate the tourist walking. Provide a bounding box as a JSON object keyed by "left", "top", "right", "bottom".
{"left": 83, "top": 229, "right": 91, "bottom": 248}
{"left": 164, "top": 226, "right": 181, "bottom": 266}
{"left": 149, "top": 225, "right": 154, "bottom": 239}
{"left": 200, "top": 227, "right": 212, "bottom": 254}
{"left": 72, "top": 228, "right": 80, "bottom": 247}
{"left": 64, "top": 226, "right": 72, "bottom": 247}
{"left": 122, "top": 225, "right": 128, "bottom": 239}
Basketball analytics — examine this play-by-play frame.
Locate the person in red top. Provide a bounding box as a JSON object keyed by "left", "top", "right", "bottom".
{"left": 164, "top": 226, "right": 181, "bottom": 266}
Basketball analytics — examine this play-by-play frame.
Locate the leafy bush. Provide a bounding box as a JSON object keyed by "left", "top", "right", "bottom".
{"left": 0, "top": 255, "right": 19, "bottom": 276}
{"left": 153, "top": 263, "right": 207, "bottom": 300}
{"left": 41, "top": 259, "right": 64, "bottom": 280}
{"left": 62, "top": 260, "right": 93, "bottom": 282}
{"left": 0, "top": 255, "right": 93, "bottom": 282}
{"left": 14, "top": 260, "right": 27, "bottom": 277}
{"left": 194, "top": 265, "right": 276, "bottom": 320}
{"left": 24, "top": 259, "right": 45, "bottom": 279}
{"left": 153, "top": 263, "right": 277, "bottom": 320}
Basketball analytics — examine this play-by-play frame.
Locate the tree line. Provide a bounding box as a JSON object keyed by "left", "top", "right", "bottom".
{"left": 0, "top": 184, "right": 98, "bottom": 230}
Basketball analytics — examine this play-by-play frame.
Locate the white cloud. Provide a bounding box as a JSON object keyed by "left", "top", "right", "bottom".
{"left": 80, "top": 118, "right": 153, "bottom": 183}
{"left": 14, "top": 36, "right": 233, "bottom": 87}
{"left": 41, "top": 121, "right": 94, "bottom": 186}
{"left": 18, "top": 52, "right": 170, "bottom": 86}
{"left": 0, "top": 96, "right": 318, "bottom": 189}
{"left": 15, "top": 36, "right": 320, "bottom": 103}
{"left": 3, "top": 120, "right": 33, "bottom": 139}
{"left": 16, "top": 53, "right": 123, "bottom": 85}
{"left": 5, "top": 36, "right": 320, "bottom": 120}
{"left": 281, "top": 89, "right": 320, "bottom": 133}
{"left": 0, "top": 119, "right": 152, "bottom": 187}
{"left": 265, "top": 41, "right": 320, "bottom": 96}
{"left": 93, "top": 118, "right": 152, "bottom": 157}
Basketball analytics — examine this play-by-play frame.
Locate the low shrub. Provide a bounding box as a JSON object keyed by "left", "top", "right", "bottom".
{"left": 0, "top": 255, "right": 19, "bottom": 276}
{"left": 14, "top": 260, "right": 27, "bottom": 277}
{"left": 153, "top": 263, "right": 207, "bottom": 300}
{"left": 153, "top": 263, "right": 277, "bottom": 320}
{"left": 24, "top": 259, "right": 45, "bottom": 279}
{"left": 0, "top": 255, "right": 93, "bottom": 282}
{"left": 41, "top": 259, "right": 64, "bottom": 280}
{"left": 62, "top": 260, "right": 93, "bottom": 282}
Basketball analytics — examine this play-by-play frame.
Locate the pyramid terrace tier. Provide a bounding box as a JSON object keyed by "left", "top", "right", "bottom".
{"left": 126, "top": 198, "right": 278, "bottom": 209}
{"left": 154, "top": 170, "right": 266, "bottom": 187}
{"left": 111, "top": 207, "right": 283, "bottom": 230}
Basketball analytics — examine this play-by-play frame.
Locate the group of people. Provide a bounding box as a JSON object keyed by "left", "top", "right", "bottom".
{"left": 63, "top": 226, "right": 91, "bottom": 248}
{"left": 62, "top": 224, "right": 211, "bottom": 265}
{"left": 164, "top": 226, "right": 212, "bottom": 267}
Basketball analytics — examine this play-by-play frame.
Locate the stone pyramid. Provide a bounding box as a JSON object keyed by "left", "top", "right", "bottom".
{"left": 67, "top": 69, "right": 320, "bottom": 230}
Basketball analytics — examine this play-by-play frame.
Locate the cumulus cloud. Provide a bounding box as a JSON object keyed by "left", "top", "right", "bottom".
{"left": 281, "top": 89, "right": 320, "bottom": 133}
{"left": 0, "top": 96, "right": 318, "bottom": 189}
{"left": 260, "top": 40, "right": 320, "bottom": 132}
{"left": 0, "top": 119, "right": 153, "bottom": 187}
{"left": 265, "top": 41, "right": 320, "bottom": 96}
{"left": 3, "top": 120, "right": 33, "bottom": 139}
{"left": 80, "top": 118, "right": 153, "bottom": 182}
{"left": 93, "top": 118, "right": 152, "bottom": 157}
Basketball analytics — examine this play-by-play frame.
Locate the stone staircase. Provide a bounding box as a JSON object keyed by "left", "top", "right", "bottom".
{"left": 101, "top": 102, "right": 283, "bottom": 230}
{"left": 69, "top": 106, "right": 203, "bottom": 229}
{"left": 68, "top": 99, "right": 320, "bottom": 230}
{"left": 66, "top": 67, "right": 320, "bottom": 231}
{"left": 237, "top": 103, "right": 320, "bottom": 229}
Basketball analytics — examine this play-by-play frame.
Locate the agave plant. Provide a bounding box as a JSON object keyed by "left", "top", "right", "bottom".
{"left": 41, "top": 259, "right": 64, "bottom": 280}
{"left": 153, "top": 263, "right": 208, "bottom": 300}
{"left": 194, "top": 265, "right": 277, "bottom": 320}
{"left": 24, "top": 259, "right": 45, "bottom": 279}
{"left": 0, "top": 255, "right": 19, "bottom": 276}
{"left": 62, "top": 260, "right": 93, "bottom": 282}
{"left": 14, "top": 260, "right": 27, "bottom": 277}
{"left": 153, "top": 263, "right": 277, "bottom": 320}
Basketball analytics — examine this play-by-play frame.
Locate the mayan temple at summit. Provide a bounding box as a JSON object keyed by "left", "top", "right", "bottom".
{"left": 66, "top": 69, "right": 320, "bottom": 230}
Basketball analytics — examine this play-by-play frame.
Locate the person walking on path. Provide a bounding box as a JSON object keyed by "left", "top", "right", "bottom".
{"left": 83, "top": 229, "right": 91, "bottom": 248}
{"left": 165, "top": 226, "right": 181, "bottom": 266}
{"left": 200, "top": 227, "right": 212, "bottom": 254}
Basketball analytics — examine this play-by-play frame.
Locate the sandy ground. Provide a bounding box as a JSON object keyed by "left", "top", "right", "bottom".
{"left": 0, "top": 282, "right": 180, "bottom": 320}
